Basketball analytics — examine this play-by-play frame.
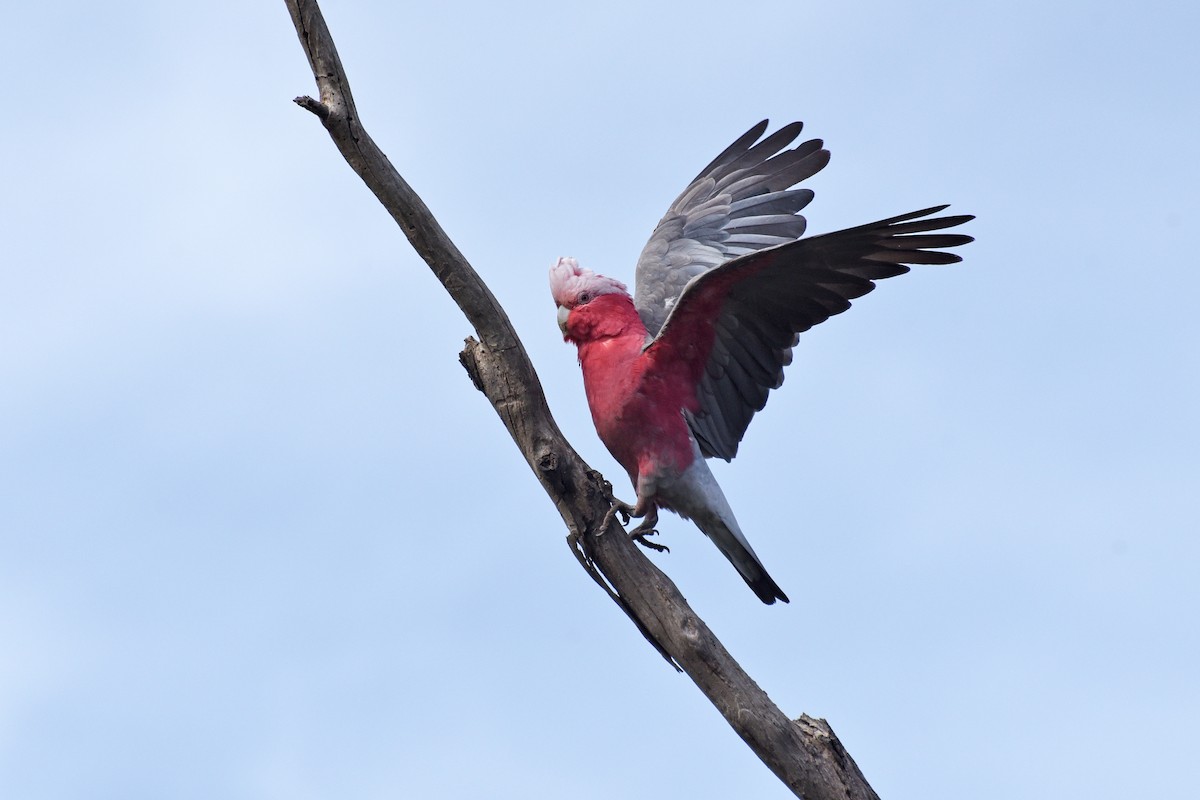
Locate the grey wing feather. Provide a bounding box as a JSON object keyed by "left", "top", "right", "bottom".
{"left": 633, "top": 121, "right": 831, "bottom": 337}
{"left": 659, "top": 206, "right": 975, "bottom": 461}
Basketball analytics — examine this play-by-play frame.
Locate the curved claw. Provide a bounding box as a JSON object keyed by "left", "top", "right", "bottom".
{"left": 630, "top": 528, "right": 670, "bottom": 554}
{"left": 600, "top": 498, "right": 636, "bottom": 534}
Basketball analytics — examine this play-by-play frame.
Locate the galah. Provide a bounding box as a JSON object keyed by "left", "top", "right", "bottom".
{"left": 549, "top": 120, "right": 973, "bottom": 604}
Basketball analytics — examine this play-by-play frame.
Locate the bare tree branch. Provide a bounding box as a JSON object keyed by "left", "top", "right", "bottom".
{"left": 282, "top": 2, "right": 880, "bottom": 797}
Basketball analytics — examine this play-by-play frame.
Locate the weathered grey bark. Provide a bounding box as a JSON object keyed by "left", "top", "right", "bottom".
{"left": 283, "top": 2, "right": 880, "bottom": 797}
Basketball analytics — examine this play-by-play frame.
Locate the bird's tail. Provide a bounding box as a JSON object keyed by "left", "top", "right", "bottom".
{"left": 665, "top": 451, "right": 789, "bottom": 604}
{"left": 693, "top": 508, "right": 789, "bottom": 605}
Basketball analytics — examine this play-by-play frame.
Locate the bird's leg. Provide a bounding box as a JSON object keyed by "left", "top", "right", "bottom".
{"left": 597, "top": 478, "right": 669, "bottom": 553}
{"left": 627, "top": 506, "right": 668, "bottom": 553}
{"left": 600, "top": 497, "right": 636, "bottom": 533}
{"left": 596, "top": 476, "right": 634, "bottom": 527}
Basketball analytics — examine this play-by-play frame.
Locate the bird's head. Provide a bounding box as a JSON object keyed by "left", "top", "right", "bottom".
{"left": 548, "top": 257, "right": 631, "bottom": 341}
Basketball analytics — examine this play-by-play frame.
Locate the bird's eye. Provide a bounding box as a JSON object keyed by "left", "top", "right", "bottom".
{"left": 578, "top": 292, "right": 592, "bottom": 304}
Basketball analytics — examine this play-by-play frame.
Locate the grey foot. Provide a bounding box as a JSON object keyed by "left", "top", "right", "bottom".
{"left": 600, "top": 499, "right": 635, "bottom": 533}
{"left": 628, "top": 520, "right": 669, "bottom": 553}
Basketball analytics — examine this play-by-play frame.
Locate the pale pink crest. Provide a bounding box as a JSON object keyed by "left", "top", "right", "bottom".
{"left": 548, "top": 257, "right": 628, "bottom": 307}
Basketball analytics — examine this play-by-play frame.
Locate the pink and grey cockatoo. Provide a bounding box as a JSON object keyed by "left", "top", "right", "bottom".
{"left": 549, "top": 120, "right": 973, "bottom": 604}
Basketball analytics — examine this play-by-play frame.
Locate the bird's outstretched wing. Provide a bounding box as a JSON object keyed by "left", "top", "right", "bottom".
{"left": 633, "top": 121, "right": 830, "bottom": 338}
{"left": 644, "top": 206, "right": 975, "bottom": 461}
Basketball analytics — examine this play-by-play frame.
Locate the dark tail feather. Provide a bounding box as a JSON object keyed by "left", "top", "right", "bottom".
{"left": 742, "top": 562, "right": 790, "bottom": 605}
{"left": 697, "top": 512, "right": 789, "bottom": 604}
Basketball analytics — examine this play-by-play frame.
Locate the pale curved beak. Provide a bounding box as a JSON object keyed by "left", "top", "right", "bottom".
{"left": 556, "top": 304, "right": 570, "bottom": 335}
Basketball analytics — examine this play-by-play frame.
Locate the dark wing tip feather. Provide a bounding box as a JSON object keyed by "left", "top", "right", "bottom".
{"left": 865, "top": 207, "right": 975, "bottom": 265}
{"left": 884, "top": 211, "right": 975, "bottom": 236}
{"left": 876, "top": 233, "right": 975, "bottom": 250}
{"left": 864, "top": 250, "right": 963, "bottom": 265}
{"left": 693, "top": 120, "right": 771, "bottom": 179}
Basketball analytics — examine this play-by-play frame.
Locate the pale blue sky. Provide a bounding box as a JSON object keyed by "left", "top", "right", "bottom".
{"left": 3, "top": 1, "right": 1197, "bottom": 798}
